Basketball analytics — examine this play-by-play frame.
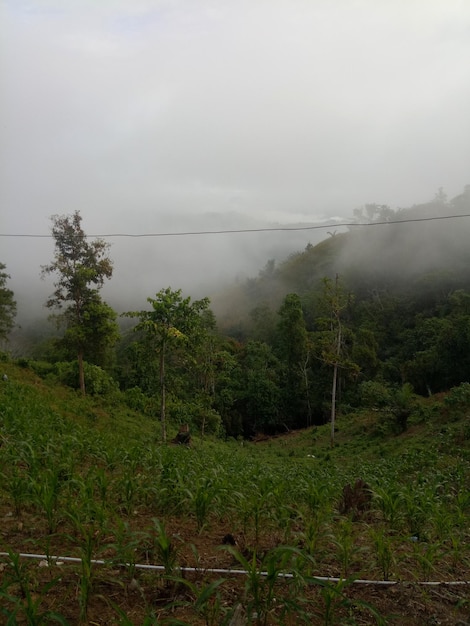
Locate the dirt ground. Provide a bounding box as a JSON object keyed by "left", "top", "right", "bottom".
{"left": 2, "top": 506, "right": 470, "bottom": 625}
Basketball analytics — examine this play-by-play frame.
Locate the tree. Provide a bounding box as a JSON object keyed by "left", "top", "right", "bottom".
{"left": 41, "top": 211, "right": 115, "bottom": 395}
{"left": 275, "top": 293, "right": 311, "bottom": 428}
{"left": 0, "top": 263, "right": 17, "bottom": 344}
{"left": 238, "top": 341, "right": 281, "bottom": 435}
{"left": 313, "top": 276, "right": 359, "bottom": 446}
{"left": 125, "top": 288, "right": 210, "bottom": 442}
{"left": 61, "top": 293, "right": 119, "bottom": 371}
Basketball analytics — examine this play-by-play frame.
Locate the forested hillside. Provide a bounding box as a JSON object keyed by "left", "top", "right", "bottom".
{"left": 207, "top": 187, "right": 470, "bottom": 433}
{"left": 1, "top": 187, "right": 470, "bottom": 439}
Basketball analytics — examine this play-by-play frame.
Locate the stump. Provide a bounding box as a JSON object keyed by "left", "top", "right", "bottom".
{"left": 172, "top": 424, "right": 191, "bottom": 446}
{"left": 338, "top": 478, "right": 372, "bottom": 519}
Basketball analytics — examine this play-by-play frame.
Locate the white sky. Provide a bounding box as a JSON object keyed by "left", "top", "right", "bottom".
{"left": 1, "top": 0, "right": 470, "bottom": 315}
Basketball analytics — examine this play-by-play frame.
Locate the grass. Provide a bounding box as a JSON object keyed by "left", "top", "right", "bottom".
{"left": 1, "top": 362, "right": 470, "bottom": 624}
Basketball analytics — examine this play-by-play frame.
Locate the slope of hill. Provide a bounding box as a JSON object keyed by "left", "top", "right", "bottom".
{"left": 213, "top": 187, "right": 470, "bottom": 330}
{"left": 1, "top": 360, "right": 470, "bottom": 624}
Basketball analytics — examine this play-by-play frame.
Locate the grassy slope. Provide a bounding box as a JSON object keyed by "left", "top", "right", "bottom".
{"left": 1, "top": 361, "right": 470, "bottom": 625}
{"left": 2, "top": 359, "right": 469, "bottom": 480}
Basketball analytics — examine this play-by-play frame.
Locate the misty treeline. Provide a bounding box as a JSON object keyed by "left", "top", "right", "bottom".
{"left": 1, "top": 186, "right": 470, "bottom": 440}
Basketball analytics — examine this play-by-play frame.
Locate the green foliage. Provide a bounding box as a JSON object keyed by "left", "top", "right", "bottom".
{"left": 0, "top": 551, "right": 68, "bottom": 624}
{"left": 236, "top": 341, "right": 282, "bottom": 435}
{"left": 168, "top": 396, "right": 222, "bottom": 436}
{"left": 359, "top": 380, "right": 392, "bottom": 408}
{"left": 444, "top": 382, "right": 470, "bottom": 408}
{"left": 124, "top": 287, "right": 212, "bottom": 441}
{"left": 275, "top": 294, "right": 310, "bottom": 427}
{"left": 123, "top": 386, "right": 148, "bottom": 412}
{"left": 41, "top": 211, "right": 117, "bottom": 395}
{"left": 2, "top": 362, "right": 470, "bottom": 622}
{"left": 360, "top": 381, "right": 416, "bottom": 433}
{"left": 0, "top": 263, "right": 16, "bottom": 343}
{"left": 52, "top": 361, "right": 119, "bottom": 395}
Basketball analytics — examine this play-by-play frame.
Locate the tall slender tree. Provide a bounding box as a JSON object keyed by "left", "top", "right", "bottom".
{"left": 314, "top": 275, "right": 358, "bottom": 446}
{"left": 125, "top": 288, "right": 210, "bottom": 442}
{"left": 41, "top": 211, "right": 115, "bottom": 394}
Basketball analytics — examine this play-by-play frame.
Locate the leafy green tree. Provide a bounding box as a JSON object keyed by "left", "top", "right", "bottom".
{"left": 61, "top": 293, "right": 119, "bottom": 371}
{"left": 125, "top": 288, "right": 210, "bottom": 442}
{"left": 236, "top": 341, "right": 282, "bottom": 435}
{"left": 275, "top": 293, "right": 311, "bottom": 428}
{"left": 249, "top": 302, "right": 278, "bottom": 344}
{"left": 41, "top": 211, "right": 115, "bottom": 394}
{"left": 0, "top": 263, "right": 17, "bottom": 344}
{"left": 359, "top": 380, "right": 416, "bottom": 433}
{"left": 403, "top": 290, "right": 470, "bottom": 394}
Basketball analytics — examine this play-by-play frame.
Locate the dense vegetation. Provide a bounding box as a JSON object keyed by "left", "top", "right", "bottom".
{"left": 1, "top": 188, "right": 470, "bottom": 623}
{"left": 4, "top": 187, "right": 470, "bottom": 440}
{"left": 1, "top": 361, "right": 470, "bottom": 624}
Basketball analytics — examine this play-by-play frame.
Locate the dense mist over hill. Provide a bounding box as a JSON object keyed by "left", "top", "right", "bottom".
{"left": 4, "top": 186, "right": 470, "bottom": 346}
{"left": 5, "top": 210, "right": 339, "bottom": 330}
{"left": 211, "top": 187, "right": 470, "bottom": 330}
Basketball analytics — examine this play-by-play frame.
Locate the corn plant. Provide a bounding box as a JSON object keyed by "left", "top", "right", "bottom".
{"left": 66, "top": 510, "right": 106, "bottom": 623}
{"left": 411, "top": 540, "right": 443, "bottom": 581}
{"left": 331, "top": 518, "right": 363, "bottom": 578}
{"left": 372, "top": 486, "right": 404, "bottom": 531}
{"left": 184, "top": 475, "right": 221, "bottom": 531}
{"left": 370, "top": 526, "right": 395, "bottom": 580}
{"left": 0, "top": 550, "right": 68, "bottom": 625}
{"left": 312, "top": 575, "right": 386, "bottom": 626}
{"left": 237, "top": 475, "right": 275, "bottom": 547}
{"left": 110, "top": 518, "right": 150, "bottom": 581}
{"left": 165, "top": 577, "right": 227, "bottom": 626}
{"left": 223, "top": 545, "right": 307, "bottom": 626}
{"left": 2, "top": 466, "right": 31, "bottom": 517}
{"left": 31, "top": 467, "right": 63, "bottom": 534}
{"left": 152, "top": 517, "right": 180, "bottom": 580}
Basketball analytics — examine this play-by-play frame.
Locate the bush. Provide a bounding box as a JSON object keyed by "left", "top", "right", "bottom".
{"left": 168, "top": 397, "right": 222, "bottom": 436}
{"left": 123, "top": 386, "right": 148, "bottom": 412}
{"left": 359, "top": 380, "right": 392, "bottom": 408}
{"left": 0, "top": 351, "right": 11, "bottom": 362}
{"left": 52, "top": 361, "right": 119, "bottom": 395}
{"left": 361, "top": 381, "right": 416, "bottom": 434}
{"left": 30, "top": 360, "right": 55, "bottom": 379}
{"left": 444, "top": 382, "right": 470, "bottom": 408}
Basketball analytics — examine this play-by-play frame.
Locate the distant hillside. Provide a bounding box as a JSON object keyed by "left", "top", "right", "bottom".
{"left": 213, "top": 186, "right": 470, "bottom": 330}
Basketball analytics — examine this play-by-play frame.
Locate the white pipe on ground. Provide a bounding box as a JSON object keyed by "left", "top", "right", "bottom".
{"left": 0, "top": 551, "right": 469, "bottom": 587}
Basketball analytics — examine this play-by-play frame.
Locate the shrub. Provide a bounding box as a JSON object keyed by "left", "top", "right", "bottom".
{"left": 52, "top": 361, "right": 119, "bottom": 395}
{"left": 30, "top": 360, "right": 55, "bottom": 378}
{"left": 0, "top": 350, "right": 11, "bottom": 362}
{"left": 444, "top": 382, "right": 470, "bottom": 408}
{"left": 168, "top": 397, "right": 222, "bottom": 436}
{"left": 359, "top": 380, "right": 392, "bottom": 408}
{"left": 123, "top": 386, "right": 148, "bottom": 412}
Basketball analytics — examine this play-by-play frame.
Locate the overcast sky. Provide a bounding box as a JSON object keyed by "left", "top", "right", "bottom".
{"left": 2, "top": 0, "right": 470, "bottom": 316}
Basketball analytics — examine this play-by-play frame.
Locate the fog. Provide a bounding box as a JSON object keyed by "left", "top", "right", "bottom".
{"left": 2, "top": 1, "right": 470, "bottom": 323}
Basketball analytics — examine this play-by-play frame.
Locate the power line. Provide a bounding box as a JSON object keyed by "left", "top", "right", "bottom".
{"left": 1, "top": 213, "right": 470, "bottom": 239}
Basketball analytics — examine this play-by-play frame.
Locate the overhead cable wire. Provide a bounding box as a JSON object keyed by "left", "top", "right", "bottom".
{"left": 1, "top": 213, "right": 470, "bottom": 239}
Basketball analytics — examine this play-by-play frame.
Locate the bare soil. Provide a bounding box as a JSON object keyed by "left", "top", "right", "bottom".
{"left": 2, "top": 504, "right": 470, "bottom": 625}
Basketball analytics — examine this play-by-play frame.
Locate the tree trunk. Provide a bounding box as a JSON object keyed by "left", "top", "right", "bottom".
{"left": 160, "top": 345, "right": 166, "bottom": 442}
{"left": 330, "top": 324, "right": 341, "bottom": 447}
{"left": 302, "top": 352, "right": 312, "bottom": 427}
{"left": 78, "top": 350, "right": 86, "bottom": 396}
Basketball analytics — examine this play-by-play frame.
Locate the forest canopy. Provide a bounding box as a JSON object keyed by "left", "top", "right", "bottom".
{"left": 2, "top": 187, "right": 470, "bottom": 439}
